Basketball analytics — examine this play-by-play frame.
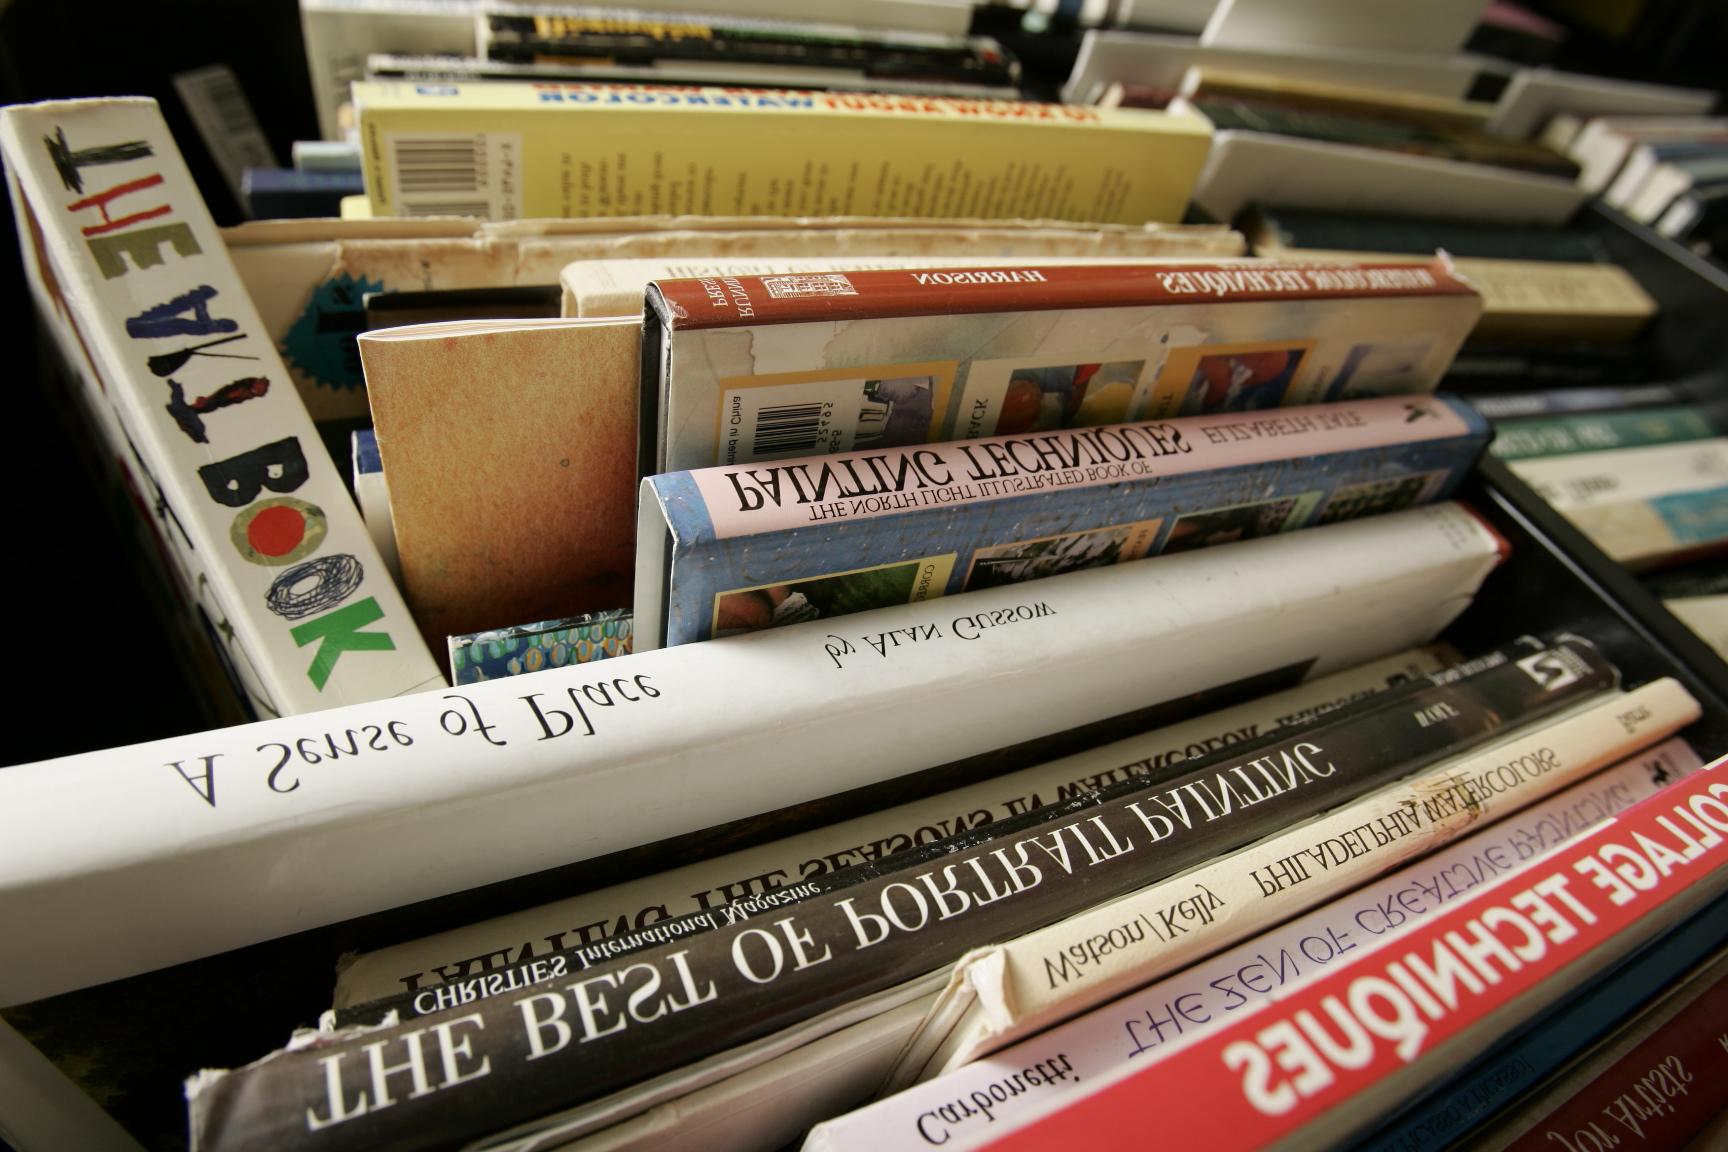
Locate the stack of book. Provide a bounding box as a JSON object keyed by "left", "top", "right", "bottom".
{"left": 3, "top": 9, "right": 1728, "bottom": 1151}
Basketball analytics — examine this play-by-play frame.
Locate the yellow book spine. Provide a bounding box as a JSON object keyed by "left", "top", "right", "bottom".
{"left": 355, "top": 82, "right": 1212, "bottom": 225}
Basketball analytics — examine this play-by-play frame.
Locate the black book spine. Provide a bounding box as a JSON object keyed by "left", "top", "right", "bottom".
{"left": 335, "top": 635, "right": 1495, "bottom": 1028}
{"left": 188, "top": 637, "right": 1617, "bottom": 1152}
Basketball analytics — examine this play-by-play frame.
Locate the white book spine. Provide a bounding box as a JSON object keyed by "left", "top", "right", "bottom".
{"left": 889, "top": 678, "right": 1700, "bottom": 1087}
{"left": 805, "top": 732, "right": 1705, "bottom": 1152}
{"left": 1509, "top": 439, "right": 1728, "bottom": 511}
{"left": 334, "top": 645, "right": 1450, "bottom": 1009}
{"left": 0, "top": 98, "right": 444, "bottom": 716}
{"left": 0, "top": 503, "right": 1503, "bottom": 1005}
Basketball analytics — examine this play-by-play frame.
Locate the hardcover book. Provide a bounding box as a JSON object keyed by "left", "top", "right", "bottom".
{"left": 1565, "top": 486, "right": 1728, "bottom": 571}
{"left": 641, "top": 258, "right": 1482, "bottom": 476}
{"left": 967, "top": 756, "right": 1728, "bottom": 1152}
{"left": 889, "top": 679, "right": 1702, "bottom": 1086}
{"left": 1490, "top": 406, "right": 1718, "bottom": 461}
{"left": 352, "top": 79, "right": 1213, "bottom": 224}
{"left": 332, "top": 644, "right": 1457, "bottom": 1012}
{"left": 561, "top": 254, "right": 1144, "bottom": 317}
{"left": 0, "top": 507, "right": 1505, "bottom": 1006}
{"left": 636, "top": 394, "right": 1490, "bottom": 648}
{"left": 0, "top": 97, "right": 444, "bottom": 716}
{"left": 803, "top": 735, "right": 1705, "bottom": 1152}
{"left": 1509, "top": 438, "right": 1728, "bottom": 512}
{"left": 1473, "top": 945, "right": 1728, "bottom": 1151}
{"left": 480, "top": 9, "right": 1020, "bottom": 92}
{"left": 183, "top": 636, "right": 1613, "bottom": 1152}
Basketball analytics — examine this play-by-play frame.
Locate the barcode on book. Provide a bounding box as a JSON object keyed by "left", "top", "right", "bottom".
{"left": 753, "top": 402, "right": 827, "bottom": 456}
{"left": 385, "top": 132, "right": 521, "bottom": 219}
{"left": 761, "top": 273, "right": 858, "bottom": 299}
{"left": 170, "top": 65, "right": 278, "bottom": 203}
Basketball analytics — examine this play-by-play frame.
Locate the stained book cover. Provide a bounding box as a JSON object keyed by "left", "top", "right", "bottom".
{"left": 642, "top": 258, "right": 1481, "bottom": 476}
{"left": 637, "top": 394, "right": 1490, "bottom": 648}
{"left": 357, "top": 316, "right": 639, "bottom": 646}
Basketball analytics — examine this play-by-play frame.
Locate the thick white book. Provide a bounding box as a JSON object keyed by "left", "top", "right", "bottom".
{"left": 1509, "top": 438, "right": 1728, "bottom": 512}
{"left": 0, "top": 503, "right": 1503, "bottom": 1006}
{"left": 1485, "top": 69, "right": 1714, "bottom": 143}
{"left": 804, "top": 732, "right": 1706, "bottom": 1152}
{"left": 333, "top": 645, "right": 1451, "bottom": 1011}
{"left": 1059, "top": 30, "right": 1483, "bottom": 108}
{"left": 0, "top": 97, "right": 444, "bottom": 717}
{"left": 1184, "top": 128, "right": 1586, "bottom": 227}
{"left": 886, "top": 677, "right": 1701, "bottom": 1088}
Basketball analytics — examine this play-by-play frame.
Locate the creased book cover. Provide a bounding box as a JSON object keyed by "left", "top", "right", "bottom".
{"left": 637, "top": 394, "right": 1491, "bottom": 648}
{"left": 0, "top": 97, "right": 444, "bottom": 715}
{"left": 352, "top": 80, "right": 1212, "bottom": 224}
{"left": 641, "top": 258, "right": 1482, "bottom": 475}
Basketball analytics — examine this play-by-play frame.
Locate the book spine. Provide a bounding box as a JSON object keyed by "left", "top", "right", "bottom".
{"left": 355, "top": 80, "right": 1215, "bottom": 224}
{"left": 183, "top": 636, "right": 1616, "bottom": 1152}
{"left": 339, "top": 642, "right": 1534, "bottom": 1027}
{"left": 0, "top": 504, "right": 1505, "bottom": 1005}
{"left": 805, "top": 736, "right": 1704, "bottom": 1152}
{"left": 1465, "top": 383, "right": 1693, "bottom": 420}
{"left": 917, "top": 678, "right": 1701, "bottom": 1077}
{"left": 647, "top": 396, "right": 1487, "bottom": 646}
{"left": 1355, "top": 888, "right": 1728, "bottom": 1152}
{"left": 975, "top": 759, "right": 1728, "bottom": 1152}
{"left": 1490, "top": 955, "right": 1728, "bottom": 1152}
{"left": 0, "top": 98, "right": 444, "bottom": 716}
{"left": 332, "top": 647, "right": 1451, "bottom": 1013}
{"left": 1490, "top": 407, "right": 1718, "bottom": 461}
{"left": 1510, "top": 440, "right": 1728, "bottom": 512}
{"left": 668, "top": 395, "right": 1486, "bottom": 540}
{"left": 1566, "top": 485, "right": 1728, "bottom": 569}
{"left": 651, "top": 259, "right": 1479, "bottom": 330}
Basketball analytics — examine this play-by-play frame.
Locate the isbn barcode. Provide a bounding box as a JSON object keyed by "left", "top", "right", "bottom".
{"left": 762, "top": 274, "right": 858, "bottom": 299}
{"left": 395, "top": 136, "right": 486, "bottom": 194}
{"left": 199, "top": 70, "right": 259, "bottom": 139}
{"left": 753, "top": 403, "right": 825, "bottom": 456}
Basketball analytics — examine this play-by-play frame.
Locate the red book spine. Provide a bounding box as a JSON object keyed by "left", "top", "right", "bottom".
{"left": 650, "top": 259, "right": 1478, "bottom": 329}
{"left": 1502, "top": 966, "right": 1728, "bottom": 1151}
{"left": 981, "top": 760, "right": 1728, "bottom": 1151}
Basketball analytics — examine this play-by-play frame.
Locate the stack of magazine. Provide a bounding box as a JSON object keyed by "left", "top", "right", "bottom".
{"left": 2, "top": 16, "right": 1727, "bottom": 1152}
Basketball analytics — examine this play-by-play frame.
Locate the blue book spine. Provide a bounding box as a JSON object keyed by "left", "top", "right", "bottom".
{"left": 1348, "top": 890, "right": 1728, "bottom": 1152}
{"left": 644, "top": 394, "right": 1490, "bottom": 646}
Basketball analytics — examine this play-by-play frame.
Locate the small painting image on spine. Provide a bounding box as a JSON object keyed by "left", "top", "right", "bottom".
{"left": 1174, "top": 343, "right": 1307, "bottom": 415}
{"left": 993, "top": 360, "right": 1147, "bottom": 435}
{"left": 964, "top": 517, "right": 1164, "bottom": 590}
{"left": 711, "top": 556, "right": 953, "bottom": 637}
{"left": 1161, "top": 494, "right": 1311, "bottom": 554}
{"left": 1329, "top": 339, "right": 1436, "bottom": 399}
{"left": 1317, "top": 470, "right": 1449, "bottom": 524}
